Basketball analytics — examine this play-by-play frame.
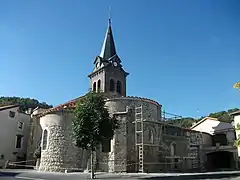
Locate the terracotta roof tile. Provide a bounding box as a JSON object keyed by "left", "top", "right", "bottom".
{"left": 36, "top": 96, "right": 83, "bottom": 117}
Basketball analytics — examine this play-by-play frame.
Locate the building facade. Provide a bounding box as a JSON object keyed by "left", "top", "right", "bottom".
{"left": 0, "top": 105, "right": 30, "bottom": 168}
{"left": 32, "top": 18, "right": 232, "bottom": 173}
{"left": 231, "top": 110, "right": 240, "bottom": 156}
{"left": 191, "top": 117, "right": 238, "bottom": 170}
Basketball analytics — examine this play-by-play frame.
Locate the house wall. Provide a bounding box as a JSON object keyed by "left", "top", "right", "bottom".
{"left": 0, "top": 107, "right": 30, "bottom": 167}
{"left": 192, "top": 119, "right": 233, "bottom": 135}
{"left": 193, "top": 118, "right": 238, "bottom": 169}
{"left": 226, "top": 131, "right": 236, "bottom": 144}
{"left": 233, "top": 114, "right": 240, "bottom": 156}
{"left": 192, "top": 119, "right": 235, "bottom": 147}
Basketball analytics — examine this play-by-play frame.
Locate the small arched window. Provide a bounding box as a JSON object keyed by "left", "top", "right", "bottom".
{"left": 97, "top": 79, "right": 101, "bottom": 92}
{"left": 42, "top": 129, "right": 48, "bottom": 150}
{"left": 93, "top": 82, "right": 96, "bottom": 92}
{"left": 171, "top": 143, "right": 176, "bottom": 156}
{"left": 149, "top": 129, "right": 154, "bottom": 143}
{"left": 109, "top": 79, "right": 115, "bottom": 92}
{"left": 116, "top": 81, "right": 122, "bottom": 94}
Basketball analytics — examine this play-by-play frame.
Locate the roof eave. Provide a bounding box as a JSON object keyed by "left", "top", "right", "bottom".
{"left": 230, "top": 110, "right": 240, "bottom": 116}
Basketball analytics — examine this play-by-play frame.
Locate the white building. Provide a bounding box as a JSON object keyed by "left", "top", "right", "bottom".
{"left": 0, "top": 105, "right": 31, "bottom": 167}
{"left": 230, "top": 110, "right": 240, "bottom": 156}
{"left": 191, "top": 117, "right": 238, "bottom": 170}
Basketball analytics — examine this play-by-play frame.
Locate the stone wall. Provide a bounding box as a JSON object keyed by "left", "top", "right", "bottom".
{"left": 105, "top": 96, "right": 162, "bottom": 173}
{"left": 37, "top": 96, "right": 203, "bottom": 173}
{"left": 39, "top": 111, "right": 88, "bottom": 172}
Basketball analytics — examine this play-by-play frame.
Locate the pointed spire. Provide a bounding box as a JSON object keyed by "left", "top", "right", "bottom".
{"left": 99, "top": 12, "right": 117, "bottom": 61}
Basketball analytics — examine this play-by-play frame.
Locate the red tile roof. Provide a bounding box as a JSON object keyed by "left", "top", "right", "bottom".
{"left": 35, "top": 96, "right": 84, "bottom": 117}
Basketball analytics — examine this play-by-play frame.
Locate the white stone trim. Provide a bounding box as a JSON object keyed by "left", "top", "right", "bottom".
{"left": 41, "top": 128, "right": 49, "bottom": 151}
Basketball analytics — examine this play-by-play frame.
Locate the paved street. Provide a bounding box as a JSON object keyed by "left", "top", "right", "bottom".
{"left": 1, "top": 169, "right": 240, "bottom": 180}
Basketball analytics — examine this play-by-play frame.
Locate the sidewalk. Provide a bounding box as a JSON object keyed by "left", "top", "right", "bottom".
{"left": 68, "top": 171, "right": 240, "bottom": 179}
{"left": 1, "top": 169, "right": 240, "bottom": 179}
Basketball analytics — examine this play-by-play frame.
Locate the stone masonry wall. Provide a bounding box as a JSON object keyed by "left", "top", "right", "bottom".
{"left": 105, "top": 96, "right": 162, "bottom": 172}
{"left": 142, "top": 122, "right": 163, "bottom": 172}
{"left": 39, "top": 112, "right": 88, "bottom": 172}
{"left": 38, "top": 96, "right": 202, "bottom": 173}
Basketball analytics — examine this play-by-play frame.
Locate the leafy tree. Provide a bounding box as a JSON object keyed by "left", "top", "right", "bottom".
{"left": 71, "top": 91, "right": 118, "bottom": 179}
{"left": 166, "top": 117, "right": 196, "bottom": 128}
{"left": 233, "top": 81, "right": 240, "bottom": 89}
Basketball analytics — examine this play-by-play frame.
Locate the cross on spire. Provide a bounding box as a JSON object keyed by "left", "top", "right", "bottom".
{"left": 108, "top": 6, "right": 111, "bottom": 26}
{"left": 99, "top": 8, "right": 117, "bottom": 61}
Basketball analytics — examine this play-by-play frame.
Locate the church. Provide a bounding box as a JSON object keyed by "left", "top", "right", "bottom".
{"left": 31, "top": 18, "right": 205, "bottom": 173}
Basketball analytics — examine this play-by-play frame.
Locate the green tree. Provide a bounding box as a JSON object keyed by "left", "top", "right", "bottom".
{"left": 71, "top": 91, "right": 118, "bottom": 179}
{"left": 233, "top": 81, "right": 240, "bottom": 89}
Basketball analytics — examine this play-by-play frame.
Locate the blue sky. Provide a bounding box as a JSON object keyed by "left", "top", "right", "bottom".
{"left": 0, "top": 0, "right": 239, "bottom": 118}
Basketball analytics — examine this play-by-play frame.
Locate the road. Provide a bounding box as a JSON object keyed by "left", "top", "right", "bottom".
{"left": 1, "top": 169, "right": 240, "bottom": 180}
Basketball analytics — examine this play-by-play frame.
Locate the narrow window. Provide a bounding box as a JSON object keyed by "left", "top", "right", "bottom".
{"left": 0, "top": 154, "right": 4, "bottom": 159}
{"left": 102, "top": 139, "right": 111, "bottom": 153}
{"left": 97, "top": 79, "right": 101, "bottom": 92}
{"left": 116, "top": 81, "right": 122, "bottom": 94}
{"left": 16, "top": 135, "right": 23, "bottom": 148}
{"left": 93, "top": 82, "right": 96, "bottom": 92}
{"left": 149, "top": 129, "right": 154, "bottom": 143}
{"left": 109, "top": 79, "right": 115, "bottom": 92}
{"left": 18, "top": 122, "right": 24, "bottom": 130}
{"left": 9, "top": 111, "right": 15, "bottom": 118}
{"left": 42, "top": 129, "right": 48, "bottom": 150}
{"left": 171, "top": 143, "right": 176, "bottom": 156}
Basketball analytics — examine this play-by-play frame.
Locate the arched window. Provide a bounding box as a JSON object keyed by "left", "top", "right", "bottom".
{"left": 148, "top": 129, "right": 154, "bottom": 143}
{"left": 42, "top": 129, "right": 48, "bottom": 150}
{"left": 116, "top": 81, "right": 122, "bottom": 94}
{"left": 93, "top": 82, "right": 96, "bottom": 92}
{"left": 97, "top": 79, "right": 101, "bottom": 92}
{"left": 171, "top": 143, "right": 176, "bottom": 156}
{"left": 109, "top": 79, "right": 115, "bottom": 92}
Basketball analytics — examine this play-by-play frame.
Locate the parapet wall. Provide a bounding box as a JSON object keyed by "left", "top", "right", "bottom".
{"left": 106, "top": 96, "right": 162, "bottom": 121}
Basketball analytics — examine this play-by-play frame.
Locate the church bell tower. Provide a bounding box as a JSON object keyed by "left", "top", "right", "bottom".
{"left": 88, "top": 18, "right": 129, "bottom": 97}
